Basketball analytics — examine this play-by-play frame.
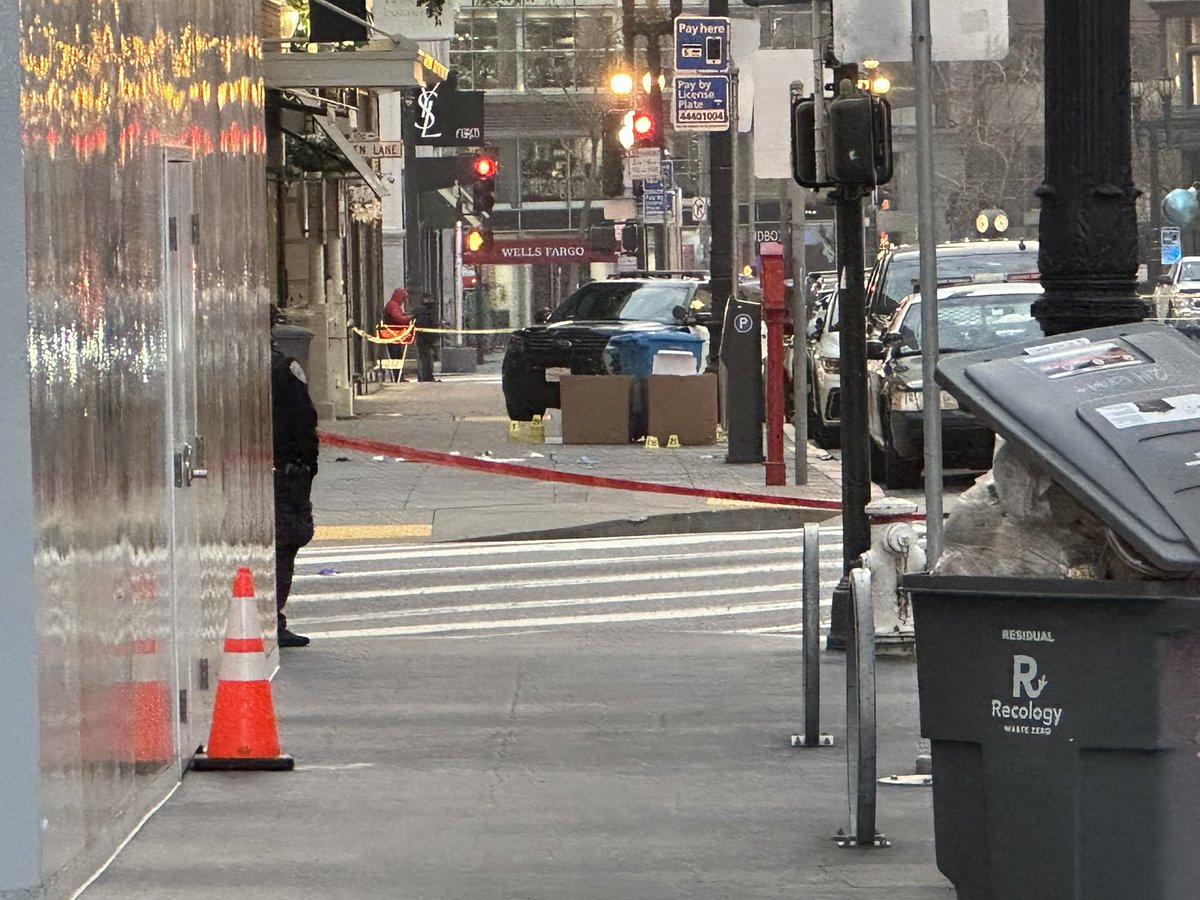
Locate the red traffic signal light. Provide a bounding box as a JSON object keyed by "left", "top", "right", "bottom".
{"left": 472, "top": 154, "right": 497, "bottom": 179}
{"left": 632, "top": 111, "right": 655, "bottom": 141}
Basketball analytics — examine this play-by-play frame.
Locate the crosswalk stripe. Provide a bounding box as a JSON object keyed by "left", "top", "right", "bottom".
{"left": 302, "top": 598, "right": 804, "bottom": 640}
{"left": 297, "top": 545, "right": 842, "bottom": 582}
{"left": 296, "top": 580, "right": 806, "bottom": 624}
{"left": 300, "top": 526, "right": 846, "bottom": 565}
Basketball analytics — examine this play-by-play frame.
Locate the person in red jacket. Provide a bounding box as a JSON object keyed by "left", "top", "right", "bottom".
{"left": 382, "top": 287, "right": 413, "bottom": 381}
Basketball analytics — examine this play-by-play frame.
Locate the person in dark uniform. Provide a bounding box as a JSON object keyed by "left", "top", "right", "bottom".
{"left": 413, "top": 293, "right": 440, "bottom": 382}
{"left": 271, "top": 345, "right": 319, "bottom": 647}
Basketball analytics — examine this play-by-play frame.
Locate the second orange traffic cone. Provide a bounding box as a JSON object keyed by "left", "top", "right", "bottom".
{"left": 191, "top": 567, "right": 294, "bottom": 771}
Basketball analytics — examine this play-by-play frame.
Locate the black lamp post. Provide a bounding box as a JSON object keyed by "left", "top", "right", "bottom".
{"left": 1033, "top": 0, "right": 1148, "bottom": 335}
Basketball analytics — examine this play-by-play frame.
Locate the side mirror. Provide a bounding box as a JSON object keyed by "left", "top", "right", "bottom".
{"left": 1158, "top": 274, "right": 1173, "bottom": 286}
{"left": 867, "top": 338, "right": 886, "bottom": 360}
{"left": 534, "top": 307, "right": 552, "bottom": 324}
{"left": 882, "top": 330, "right": 904, "bottom": 346}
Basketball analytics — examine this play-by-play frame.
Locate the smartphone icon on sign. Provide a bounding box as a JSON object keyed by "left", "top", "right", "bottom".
{"left": 705, "top": 36, "right": 722, "bottom": 66}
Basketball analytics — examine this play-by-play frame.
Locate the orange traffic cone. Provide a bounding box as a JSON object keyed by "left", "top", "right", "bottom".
{"left": 191, "top": 567, "right": 294, "bottom": 771}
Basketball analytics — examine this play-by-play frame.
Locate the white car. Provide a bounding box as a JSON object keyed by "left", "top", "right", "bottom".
{"left": 1154, "top": 256, "right": 1200, "bottom": 319}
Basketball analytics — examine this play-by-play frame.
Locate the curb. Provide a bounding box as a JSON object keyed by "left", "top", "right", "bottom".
{"left": 459, "top": 505, "right": 840, "bottom": 543}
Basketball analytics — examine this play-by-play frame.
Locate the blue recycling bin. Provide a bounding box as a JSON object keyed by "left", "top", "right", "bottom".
{"left": 606, "top": 331, "right": 704, "bottom": 376}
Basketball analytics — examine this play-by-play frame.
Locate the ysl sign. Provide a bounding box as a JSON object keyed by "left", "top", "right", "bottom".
{"left": 410, "top": 83, "right": 486, "bottom": 148}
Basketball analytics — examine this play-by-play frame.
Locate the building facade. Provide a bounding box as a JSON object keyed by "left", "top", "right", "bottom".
{"left": 4, "top": 1, "right": 275, "bottom": 895}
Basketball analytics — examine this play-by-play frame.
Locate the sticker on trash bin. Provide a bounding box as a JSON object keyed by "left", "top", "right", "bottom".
{"left": 1095, "top": 393, "right": 1200, "bottom": 430}
{"left": 992, "top": 653, "right": 1063, "bottom": 737}
{"left": 1022, "top": 340, "right": 1144, "bottom": 379}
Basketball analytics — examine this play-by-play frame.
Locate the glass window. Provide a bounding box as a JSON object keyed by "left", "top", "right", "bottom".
{"left": 894, "top": 294, "right": 1039, "bottom": 354}
{"left": 549, "top": 282, "right": 695, "bottom": 322}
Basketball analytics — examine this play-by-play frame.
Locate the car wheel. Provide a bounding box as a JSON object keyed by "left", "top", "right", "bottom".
{"left": 504, "top": 392, "right": 548, "bottom": 422}
{"left": 881, "top": 437, "right": 921, "bottom": 490}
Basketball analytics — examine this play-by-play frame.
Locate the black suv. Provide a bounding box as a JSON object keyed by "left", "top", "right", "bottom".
{"left": 501, "top": 276, "right": 712, "bottom": 420}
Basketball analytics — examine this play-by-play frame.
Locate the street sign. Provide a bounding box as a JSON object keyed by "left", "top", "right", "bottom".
{"left": 674, "top": 16, "right": 731, "bottom": 72}
{"left": 733, "top": 312, "right": 754, "bottom": 334}
{"left": 642, "top": 159, "right": 675, "bottom": 221}
{"left": 630, "top": 147, "right": 662, "bottom": 180}
{"left": 691, "top": 197, "right": 708, "bottom": 222}
{"left": 1162, "top": 226, "right": 1182, "bottom": 265}
{"left": 349, "top": 140, "right": 403, "bottom": 159}
{"left": 673, "top": 75, "right": 730, "bottom": 131}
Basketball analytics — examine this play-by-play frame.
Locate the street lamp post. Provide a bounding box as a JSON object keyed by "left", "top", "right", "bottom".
{"left": 1033, "top": 0, "right": 1147, "bottom": 335}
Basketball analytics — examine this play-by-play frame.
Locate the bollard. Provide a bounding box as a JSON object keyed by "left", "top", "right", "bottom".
{"left": 792, "top": 522, "right": 834, "bottom": 749}
{"left": 860, "top": 498, "right": 926, "bottom": 654}
{"left": 836, "top": 567, "right": 889, "bottom": 848}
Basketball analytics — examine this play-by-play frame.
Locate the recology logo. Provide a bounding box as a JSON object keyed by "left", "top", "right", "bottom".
{"left": 991, "top": 654, "right": 1064, "bottom": 736}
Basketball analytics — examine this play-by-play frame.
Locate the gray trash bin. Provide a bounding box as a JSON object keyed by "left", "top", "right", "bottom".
{"left": 903, "top": 322, "right": 1200, "bottom": 899}
{"left": 906, "top": 575, "right": 1200, "bottom": 900}
{"left": 271, "top": 323, "right": 315, "bottom": 374}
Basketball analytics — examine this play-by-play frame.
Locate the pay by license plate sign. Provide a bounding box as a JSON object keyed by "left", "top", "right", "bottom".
{"left": 674, "top": 75, "right": 730, "bottom": 131}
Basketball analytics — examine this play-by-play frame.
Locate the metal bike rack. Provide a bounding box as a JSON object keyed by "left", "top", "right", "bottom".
{"left": 792, "top": 522, "right": 834, "bottom": 749}
{"left": 837, "top": 567, "right": 889, "bottom": 848}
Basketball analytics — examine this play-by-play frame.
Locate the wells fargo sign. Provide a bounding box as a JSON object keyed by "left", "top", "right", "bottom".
{"left": 463, "top": 237, "right": 617, "bottom": 266}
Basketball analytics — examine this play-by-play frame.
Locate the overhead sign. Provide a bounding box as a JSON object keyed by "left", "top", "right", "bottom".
{"left": 349, "top": 140, "right": 403, "bottom": 159}
{"left": 834, "top": 0, "right": 1008, "bottom": 63}
{"left": 463, "top": 237, "right": 617, "bottom": 266}
{"left": 1162, "top": 226, "right": 1182, "bottom": 266}
{"left": 675, "top": 16, "right": 731, "bottom": 72}
{"left": 674, "top": 75, "right": 730, "bottom": 131}
{"left": 411, "top": 82, "right": 485, "bottom": 147}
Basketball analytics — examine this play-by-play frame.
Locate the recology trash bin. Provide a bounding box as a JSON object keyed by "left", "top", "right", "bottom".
{"left": 906, "top": 575, "right": 1200, "bottom": 900}
{"left": 903, "top": 322, "right": 1200, "bottom": 899}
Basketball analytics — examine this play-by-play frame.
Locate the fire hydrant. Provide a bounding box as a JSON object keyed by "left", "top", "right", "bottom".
{"left": 860, "top": 498, "right": 926, "bottom": 652}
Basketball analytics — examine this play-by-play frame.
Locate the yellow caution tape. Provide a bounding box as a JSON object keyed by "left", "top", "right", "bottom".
{"left": 352, "top": 325, "right": 513, "bottom": 344}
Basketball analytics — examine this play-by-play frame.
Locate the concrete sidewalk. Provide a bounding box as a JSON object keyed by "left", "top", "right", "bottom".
{"left": 78, "top": 365, "right": 956, "bottom": 899}
{"left": 311, "top": 368, "right": 861, "bottom": 544}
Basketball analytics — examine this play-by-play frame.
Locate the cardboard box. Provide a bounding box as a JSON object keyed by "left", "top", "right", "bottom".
{"left": 646, "top": 373, "right": 719, "bottom": 446}
{"left": 560, "top": 375, "right": 633, "bottom": 444}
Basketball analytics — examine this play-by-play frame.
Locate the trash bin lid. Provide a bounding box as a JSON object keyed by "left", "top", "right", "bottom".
{"left": 936, "top": 323, "right": 1200, "bottom": 573}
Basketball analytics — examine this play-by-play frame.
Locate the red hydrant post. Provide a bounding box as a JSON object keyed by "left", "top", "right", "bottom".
{"left": 760, "top": 241, "right": 787, "bottom": 486}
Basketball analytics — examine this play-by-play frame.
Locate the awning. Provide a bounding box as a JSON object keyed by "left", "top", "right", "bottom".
{"left": 314, "top": 115, "right": 390, "bottom": 198}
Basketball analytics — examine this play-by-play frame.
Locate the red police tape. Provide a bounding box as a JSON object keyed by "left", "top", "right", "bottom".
{"left": 318, "top": 430, "right": 846, "bottom": 512}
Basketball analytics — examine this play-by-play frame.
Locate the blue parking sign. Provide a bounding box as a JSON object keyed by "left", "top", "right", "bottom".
{"left": 1162, "top": 226, "right": 1182, "bottom": 266}
{"left": 674, "top": 16, "right": 730, "bottom": 73}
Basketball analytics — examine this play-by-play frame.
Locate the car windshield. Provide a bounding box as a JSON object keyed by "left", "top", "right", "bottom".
{"left": 879, "top": 249, "right": 1039, "bottom": 318}
{"left": 548, "top": 282, "right": 700, "bottom": 323}
{"left": 892, "top": 294, "right": 1040, "bottom": 355}
{"left": 1179, "top": 261, "right": 1200, "bottom": 281}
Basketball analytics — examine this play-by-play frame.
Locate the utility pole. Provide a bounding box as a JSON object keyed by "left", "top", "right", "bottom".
{"left": 1034, "top": 0, "right": 1145, "bottom": 335}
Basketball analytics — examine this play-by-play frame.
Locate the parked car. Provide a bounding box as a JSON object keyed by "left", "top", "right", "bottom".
{"left": 866, "top": 282, "right": 1045, "bottom": 488}
{"left": 1153, "top": 255, "right": 1200, "bottom": 319}
{"left": 805, "top": 239, "right": 1041, "bottom": 447}
{"left": 501, "top": 276, "right": 711, "bottom": 420}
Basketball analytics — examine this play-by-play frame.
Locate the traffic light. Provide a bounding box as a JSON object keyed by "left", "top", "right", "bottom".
{"left": 828, "top": 93, "right": 893, "bottom": 186}
{"left": 790, "top": 96, "right": 835, "bottom": 189}
{"left": 465, "top": 226, "right": 493, "bottom": 253}
{"left": 631, "top": 109, "right": 658, "bottom": 147}
{"left": 877, "top": 190, "right": 895, "bottom": 211}
{"left": 601, "top": 110, "right": 627, "bottom": 198}
{"left": 469, "top": 152, "right": 497, "bottom": 215}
